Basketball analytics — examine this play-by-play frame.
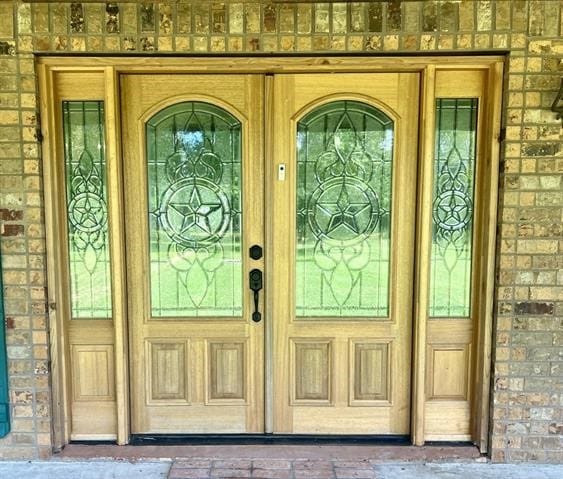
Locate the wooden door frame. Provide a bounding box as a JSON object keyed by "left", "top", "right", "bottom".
{"left": 37, "top": 55, "right": 503, "bottom": 451}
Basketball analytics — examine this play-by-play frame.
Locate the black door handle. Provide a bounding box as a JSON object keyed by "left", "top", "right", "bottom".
{"left": 249, "top": 268, "right": 263, "bottom": 323}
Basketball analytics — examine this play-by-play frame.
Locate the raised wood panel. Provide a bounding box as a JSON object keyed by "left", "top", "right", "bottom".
{"left": 292, "top": 340, "right": 332, "bottom": 404}
{"left": 71, "top": 345, "right": 114, "bottom": 401}
{"left": 351, "top": 341, "right": 390, "bottom": 404}
{"left": 147, "top": 340, "right": 188, "bottom": 402}
{"left": 428, "top": 345, "right": 469, "bottom": 400}
{"left": 208, "top": 342, "right": 246, "bottom": 402}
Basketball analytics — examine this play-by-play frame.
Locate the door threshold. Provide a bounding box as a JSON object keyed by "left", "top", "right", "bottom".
{"left": 129, "top": 434, "right": 411, "bottom": 446}
{"left": 60, "top": 441, "right": 482, "bottom": 463}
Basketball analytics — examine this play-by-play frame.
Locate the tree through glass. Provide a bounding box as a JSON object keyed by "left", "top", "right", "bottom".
{"left": 146, "top": 102, "right": 242, "bottom": 317}
{"left": 296, "top": 100, "right": 394, "bottom": 318}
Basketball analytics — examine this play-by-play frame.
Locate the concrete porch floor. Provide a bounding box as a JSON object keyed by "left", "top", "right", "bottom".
{"left": 17, "top": 444, "right": 556, "bottom": 478}
{"left": 51, "top": 444, "right": 486, "bottom": 478}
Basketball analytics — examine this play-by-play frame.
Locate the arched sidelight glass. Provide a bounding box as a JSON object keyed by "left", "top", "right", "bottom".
{"left": 296, "top": 100, "right": 394, "bottom": 318}
{"left": 146, "top": 102, "right": 242, "bottom": 317}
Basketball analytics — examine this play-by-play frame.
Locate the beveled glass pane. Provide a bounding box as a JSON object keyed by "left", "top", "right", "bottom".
{"left": 146, "top": 102, "right": 242, "bottom": 317}
{"left": 62, "top": 101, "right": 112, "bottom": 319}
{"left": 430, "top": 98, "right": 478, "bottom": 317}
{"left": 296, "top": 100, "right": 393, "bottom": 318}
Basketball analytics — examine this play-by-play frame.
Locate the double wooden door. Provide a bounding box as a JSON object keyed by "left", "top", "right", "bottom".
{"left": 121, "top": 72, "right": 419, "bottom": 434}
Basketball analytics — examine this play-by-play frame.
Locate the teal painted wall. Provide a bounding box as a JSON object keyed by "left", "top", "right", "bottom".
{"left": 0, "top": 251, "right": 9, "bottom": 437}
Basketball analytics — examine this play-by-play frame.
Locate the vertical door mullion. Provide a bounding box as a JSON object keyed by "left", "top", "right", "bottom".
{"left": 412, "top": 65, "right": 436, "bottom": 446}
{"left": 264, "top": 74, "right": 275, "bottom": 434}
{"left": 104, "top": 66, "right": 130, "bottom": 445}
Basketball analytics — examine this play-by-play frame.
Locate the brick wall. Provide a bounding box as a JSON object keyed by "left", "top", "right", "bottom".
{"left": 0, "top": 1, "right": 561, "bottom": 462}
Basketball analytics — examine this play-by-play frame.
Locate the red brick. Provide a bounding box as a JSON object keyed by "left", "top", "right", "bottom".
{"left": 211, "top": 468, "right": 251, "bottom": 478}
{"left": 332, "top": 462, "right": 372, "bottom": 469}
{"left": 168, "top": 468, "right": 211, "bottom": 479}
{"left": 252, "top": 469, "right": 292, "bottom": 479}
{"left": 175, "top": 460, "right": 213, "bottom": 469}
{"left": 214, "top": 460, "right": 252, "bottom": 469}
{"left": 252, "top": 460, "right": 291, "bottom": 469}
{"left": 293, "top": 460, "right": 334, "bottom": 470}
{"left": 1, "top": 224, "right": 24, "bottom": 236}
{"left": 334, "top": 468, "right": 376, "bottom": 479}
{"left": 0, "top": 208, "right": 23, "bottom": 220}
{"left": 294, "top": 470, "right": 335, "bottom": 479}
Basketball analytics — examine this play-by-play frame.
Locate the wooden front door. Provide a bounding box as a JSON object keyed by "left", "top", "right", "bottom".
{"left": 270, "top": 73, "right": 419, "bottom": 434}
{"left": 122, "top": 74, "right": 265, "bottom": 433}
{"left": 122, "top": 72, "right": 418, "bottom": 435}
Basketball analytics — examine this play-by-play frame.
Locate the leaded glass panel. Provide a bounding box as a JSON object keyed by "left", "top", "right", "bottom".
{"left": 429, "top": 98, "right": 478, "bottom": 317}
{"left": 296, "top": 100, "right": 394, "bottom": 318}
{"left": 146, "top": 102, "right": 242, "bottom": 317}
{"left": 62, "top": 101, "right": 112, "bottom": 319}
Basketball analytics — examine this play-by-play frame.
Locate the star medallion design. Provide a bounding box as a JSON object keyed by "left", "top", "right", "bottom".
{"left": 170, "top": 187, "right": 221, "bottom": 236}
{"left": 308, "top": 178, "right": 380, "bottom": 244}
{"left": 316, "top": 186, "right": 370, "bottom": 235}
{"left": 158, "top": 178, "right": 230, "bottom": 248}
{"left": 434, "top": 190, "right": 471, "bottom": 232}
{"left": 69, "top": 192, "right": 107, "bottom": 233}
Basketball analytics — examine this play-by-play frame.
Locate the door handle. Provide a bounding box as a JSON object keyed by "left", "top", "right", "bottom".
{"left": 249, "top": 269, "right": 263, "bottom": 323}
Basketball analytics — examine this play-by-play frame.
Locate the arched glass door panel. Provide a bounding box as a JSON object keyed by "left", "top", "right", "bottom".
{"left": 146, "top": 102, "right": 242, "bottom": 317}
{"left": 296, "top": 100, "right": 394, "bottom": 318}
